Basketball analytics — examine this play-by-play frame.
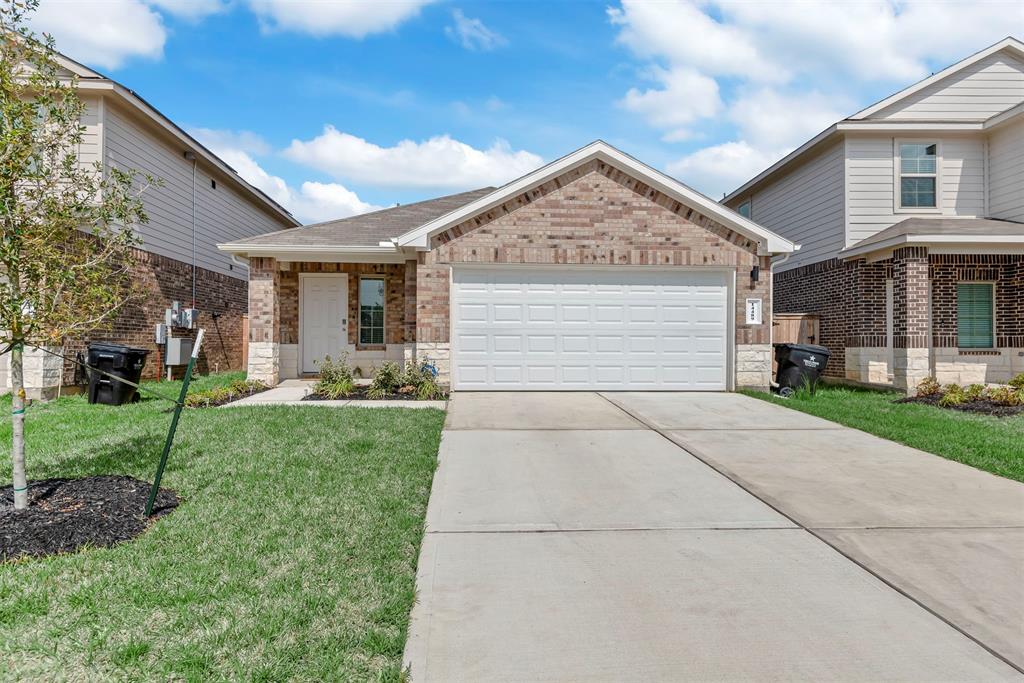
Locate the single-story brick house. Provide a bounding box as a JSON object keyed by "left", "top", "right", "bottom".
{"left": 219, "top": 141, "right": 796, "bottom": 391}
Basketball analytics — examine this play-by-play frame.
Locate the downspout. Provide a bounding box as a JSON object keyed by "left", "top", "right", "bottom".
{"left": 184, "top": 151, "right": 197, "bottom": 309}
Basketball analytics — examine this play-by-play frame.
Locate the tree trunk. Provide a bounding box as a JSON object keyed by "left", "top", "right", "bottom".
{"left": 10, "top": 344, "right": 28, "bottom": 509}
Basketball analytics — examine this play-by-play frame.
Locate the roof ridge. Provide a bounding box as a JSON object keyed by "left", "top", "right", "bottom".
{"left": 298, "top": 186, "right": 497, "bottom": 229}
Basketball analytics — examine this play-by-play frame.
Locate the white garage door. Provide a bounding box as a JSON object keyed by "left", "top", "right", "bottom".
{"left": 451, "top": 267, "right": 730, "bottom": 390}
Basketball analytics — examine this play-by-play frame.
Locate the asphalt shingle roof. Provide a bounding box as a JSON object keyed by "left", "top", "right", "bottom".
{"left": 225, "top": 187, "right": 496, "bottom": 248}
{"left": 842, "top": 217, "right": 1024, "bottom": 253}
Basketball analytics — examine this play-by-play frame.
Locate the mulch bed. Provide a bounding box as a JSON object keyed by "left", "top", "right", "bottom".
{"left": 302, "top": 388, "right": 448, "bottom": 402}
{"left": 187, "top": 385, "right": 271, "bottom": 408}
{"left": 0, "top": 476, "right": 178, "bottom": 562}
{"left": 896, "top": 395, "right": 1024, "bottom": 417}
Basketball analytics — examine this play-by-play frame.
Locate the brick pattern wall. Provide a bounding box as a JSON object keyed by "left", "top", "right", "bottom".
{"left": 930, "top": 254, "right": 1024, "bottom": 348}
{"left": 891, "top": 246, "right": 930, "bottom": 349}
{"left": 773, "top": 258, "right": 889, "bottom": 377}
{"left": 63, "top": 247, "right": 248, "bottom": 383}
{"left": 416, "top": 160, "right": 771, "bottom": 347}
{"left": 774, "top": 250, "right": 1024, "bottom": 379}
{"left": 275, "top": 262, "right": 410, "bottom": 347}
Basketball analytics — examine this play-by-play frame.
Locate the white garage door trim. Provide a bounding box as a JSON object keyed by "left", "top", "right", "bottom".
{"left": 450, "top": 265, "right": 735, "bottom": 391}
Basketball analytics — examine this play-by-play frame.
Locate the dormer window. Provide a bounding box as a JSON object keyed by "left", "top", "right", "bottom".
{"left": 898, "top": 142, "right": 938, "bottom": 209}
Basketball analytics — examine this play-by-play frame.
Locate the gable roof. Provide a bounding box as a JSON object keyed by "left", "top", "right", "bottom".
{"left": 54, "top": 48, "right": 299, "bottom": 227}
{"left": 219, "top": 188, "right": 495, "bottom": 255}
{"left": 724, "top": 37, "right": 1024, "bottom": 204}
{"left": 849, "top": 37, "right": 1024, "bottom": 120}
{"left": 396, "top": 140, "right": 797, "bottom": 255}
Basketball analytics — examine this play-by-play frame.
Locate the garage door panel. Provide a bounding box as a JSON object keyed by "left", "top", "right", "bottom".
{"left": 452, "top": 268, "right": 729, "bottom": 390}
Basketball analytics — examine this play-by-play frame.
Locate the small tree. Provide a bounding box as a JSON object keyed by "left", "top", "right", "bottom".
{"left": 1, "top": 0, "right": 150, "bottom": 509}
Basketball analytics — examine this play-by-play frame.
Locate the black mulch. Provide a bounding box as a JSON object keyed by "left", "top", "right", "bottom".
{"left": 896, "top": 394, "right": 1024, "bottom": 417}
{"left": 0, "top": 475, "right": 178, "bottom": 562}
{"left": 302, "top": 387, "right": 448, "bottom": 402}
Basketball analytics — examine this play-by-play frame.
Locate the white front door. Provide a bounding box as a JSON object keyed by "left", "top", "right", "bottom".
{"left": 301, "top": 275, "right": 348, "bottom": 374}
{"left": 451, "top": 267, "right": 730, "bottom": 391}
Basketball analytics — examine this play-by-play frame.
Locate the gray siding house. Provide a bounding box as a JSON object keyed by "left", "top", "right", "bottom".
{"left": 725, "top": 37, "right": 1024, "bottom": 392}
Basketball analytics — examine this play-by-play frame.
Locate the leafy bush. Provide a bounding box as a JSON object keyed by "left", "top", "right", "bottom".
{"left": 185, "top": 379, "right": 268, "bottom": 408}
{"left": 1009, "top": 373, "right": 1024, "bottom": 390}
{"left": 367, "top": 361, "right": 402, "bottom": 399}
{"left": 313, "top": 354, "right": 356, "bottom": 399}
{"left": 964, "top": 383, "right": 986, "bottom": 402}
{"left": 915, "top": 376, "right": 941, "bottom": 397}
{"left": 988, "top": 386, "right": 1023, "bottom": 407}
{"left": 937, "top": 384, "right": 965, "bottom": 407}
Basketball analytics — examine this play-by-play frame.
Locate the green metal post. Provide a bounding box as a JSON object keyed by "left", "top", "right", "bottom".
{"left": 145, "top": 329, "right": 205, "bottom": 517}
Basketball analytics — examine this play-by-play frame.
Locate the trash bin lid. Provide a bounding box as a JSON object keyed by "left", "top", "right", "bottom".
{"left": 773, "top": 342, "right": 830, "bottom": 356}
{"left": 87, "top": 342, "right": 150, "bottom": 355}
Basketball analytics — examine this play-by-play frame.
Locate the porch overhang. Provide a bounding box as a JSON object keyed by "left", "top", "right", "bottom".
{"left": 216, "top": 242, "right": 411, "bottom": 264}
{"left": 840, "top": 218, "right": 1024, "bottom": 261}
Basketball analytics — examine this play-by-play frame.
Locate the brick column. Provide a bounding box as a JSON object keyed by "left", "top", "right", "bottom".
{"left": 403, "top": 259, "right": 417, "bottom": 362}
{"left": 247, "top": 257, "right": 280, "bottom": 385}
{"left": 891, "top": 247, "right": 930, "bottom": 394}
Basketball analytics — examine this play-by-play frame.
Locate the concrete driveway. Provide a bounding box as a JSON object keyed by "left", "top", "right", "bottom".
{"left": 404, "top": 392, "right": 1024, "bottom": 681}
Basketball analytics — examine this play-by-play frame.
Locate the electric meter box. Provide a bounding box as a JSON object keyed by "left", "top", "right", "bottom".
{"left": 165, "top": 337, "right": 193, "bottom": 366}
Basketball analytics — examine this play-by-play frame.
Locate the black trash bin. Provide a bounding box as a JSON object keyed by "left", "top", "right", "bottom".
{"left": 774, "top": 343, "right": 830, "bottom": 395}
{"left": 87, "top": 342, "right": 150, "bottom": 405}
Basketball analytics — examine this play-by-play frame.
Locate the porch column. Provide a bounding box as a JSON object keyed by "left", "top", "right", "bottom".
{"left": 891, "top": 246, "right": 930, "bottom": 394}
{"left": 247, "top": 256, "right": 281, "bottom": 385}
{"left": 403, "top": 258, "right": 417, "bottom": 363}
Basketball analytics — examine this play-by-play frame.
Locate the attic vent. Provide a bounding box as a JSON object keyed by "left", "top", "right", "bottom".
{"left": 210, "top": 179, "right": 217, "bottom": 190}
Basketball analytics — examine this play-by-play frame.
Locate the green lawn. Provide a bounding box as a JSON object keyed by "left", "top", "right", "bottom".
{"left": 0, "top": 372, "right": 445, "bottom": 681}
{"left": 743, "top": 385, "right": 1024, "bottom": 483}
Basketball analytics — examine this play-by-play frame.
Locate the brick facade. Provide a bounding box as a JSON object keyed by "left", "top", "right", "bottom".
{"left": 417, "top": 159, "right": 771, "bottom": 350}
{"left": 774, "top": 250, "right": 1024, "bottom": 389}
{"left": 64, "top": 247, "right": 248, "bottom": 383}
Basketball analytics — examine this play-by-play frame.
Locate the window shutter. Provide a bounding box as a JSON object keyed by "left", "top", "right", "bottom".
{"left": 957, "top": 284, "right": 994, "bottom": 348}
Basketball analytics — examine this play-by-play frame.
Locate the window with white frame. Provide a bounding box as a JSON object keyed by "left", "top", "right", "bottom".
{"left": 737, "top": 200, "right": 751, "bottom": 218}
{"left": 359, "top": 277, "right": 385, "bottom": 346}
{"left": 957, "top": 283, "right": 994, "bottom": 349}
{"left": 898, "top": 142, "right": 938, "bottom": 209}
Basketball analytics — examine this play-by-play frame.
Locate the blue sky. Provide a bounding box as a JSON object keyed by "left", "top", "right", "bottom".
{"left": 34, "top": 0, "right": 1020, "bottom": 223}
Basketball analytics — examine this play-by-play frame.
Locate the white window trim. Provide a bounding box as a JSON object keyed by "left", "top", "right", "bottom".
{"left": 894, "top": 138, "right": 942, "bottom": 214}
{"left": 358, "top": 275, "right": 386, "bottom": 348}
{"left": 956, "top": 280, "right": 997, "bottom": 350}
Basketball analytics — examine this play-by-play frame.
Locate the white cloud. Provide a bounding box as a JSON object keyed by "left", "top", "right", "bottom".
{"left": 32, "top": 0, "right": 166, "bottom": 69}
{"left": 609, "top": 0, "right": 1015, "bottom": 196}
{"left": 619, "top": 66, "right": 722, "bottom": 141}
{"left": 192, "top": 129, "right": 380, "bottom": 224}
{"left": 445, "top": 8, "right": 507, "bottom": 51}
{"left": 246, "top": 0, "right": 435, "bottom": 38}
{"left": 148, "top": 0, "right": 228, "bottom": 20}
{"left": 667, "top": 142, "right": 779, "bottom": 200}
{"left": 283, "top": 128, "right": 543, "bottom": 189}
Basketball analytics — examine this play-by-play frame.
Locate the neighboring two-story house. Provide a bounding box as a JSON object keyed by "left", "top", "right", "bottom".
{"left": 724, "top": 37, "right": 1024, "bottom": 392}
{"left": 0, "top": 49, "right": 300, "bottom": 399}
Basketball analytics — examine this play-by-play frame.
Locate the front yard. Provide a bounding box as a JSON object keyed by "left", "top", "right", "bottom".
{"left": 0, "top": 372, "right": 444, "bottom": 681}
{"left": 744, "top": 385, "right": 1024, "bottom": 483}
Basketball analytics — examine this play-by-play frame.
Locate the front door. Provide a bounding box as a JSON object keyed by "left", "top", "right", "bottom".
{"left": 301, "top": 275, "right": 348, "bottom": 374}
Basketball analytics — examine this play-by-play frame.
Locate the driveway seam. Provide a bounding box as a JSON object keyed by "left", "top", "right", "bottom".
{"left": 597, "top": 392, "right": 1024, "bottom": 675}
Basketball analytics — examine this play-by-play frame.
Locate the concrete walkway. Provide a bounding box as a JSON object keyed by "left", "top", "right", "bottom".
{"left": 404, "top": 391, "right": 1024, "bottom": 681}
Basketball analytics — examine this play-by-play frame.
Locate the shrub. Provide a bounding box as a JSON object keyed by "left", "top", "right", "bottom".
{"left": 367, "top": 361, "right": 402, "bottom": 399}
{"left": 964, "top": 383, "right": 986, "bottom": 402}
{"left": 988, "top": 386, "right": 1023, "bottom": 407}
{"left": 938, "top": 384, "right": 965, "bottom": 407}
{"left": 1009, "top": 373, "right": 1024, "bottom": 390}
{"left": 416, "top": 373, "right": 445, "bottom": 401}
{"left": 915, "top": 376, "right": 941, "bottom": 397}
{"left": 313, "top": 354, "right": 355, "bottom": 399}
{"left": 184, "top": 379, "right": 267, "bottom": 408}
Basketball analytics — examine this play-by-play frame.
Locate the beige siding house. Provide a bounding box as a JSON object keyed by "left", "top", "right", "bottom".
{"left": 2, "top": 51, "right": 300, "bottom": 398}
{"left": 725, "top": 37, "right": 1024, "bottom": 391}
